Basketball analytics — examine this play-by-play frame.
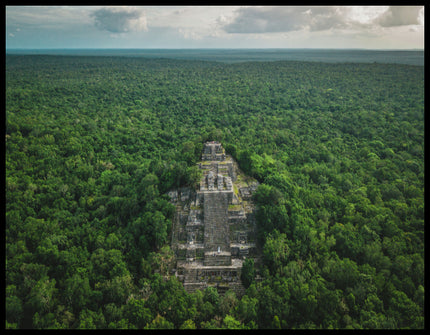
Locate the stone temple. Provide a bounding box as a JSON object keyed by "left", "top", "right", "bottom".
{"left": 169, "top": 141, "right": 259, "bottom": 295}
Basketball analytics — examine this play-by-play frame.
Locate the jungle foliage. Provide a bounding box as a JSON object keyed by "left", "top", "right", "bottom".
{"left": 5, "top": 55, "right": 424, "bottom": 329}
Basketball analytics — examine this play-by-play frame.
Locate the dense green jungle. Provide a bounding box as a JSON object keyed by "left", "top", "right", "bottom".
{"left": 5, "top": 55, "right": 424, "bottom": 329}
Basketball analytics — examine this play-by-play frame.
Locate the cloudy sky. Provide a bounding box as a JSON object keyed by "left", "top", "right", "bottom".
{"left": 6, "top": 6, "right": 424, "bottom": 49}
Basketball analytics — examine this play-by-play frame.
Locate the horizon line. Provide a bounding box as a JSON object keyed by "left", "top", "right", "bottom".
{"left": 6, "top": 47, "right": 424, "bottom": 51}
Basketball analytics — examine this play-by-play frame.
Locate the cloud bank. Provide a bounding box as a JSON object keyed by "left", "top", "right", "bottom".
{"left": 223, "top": 7, "right": 356, "bottom": 33}
{"left": 222, "top": 6, "right": 424, "bottom": 34}
{"left": 92, "top": 7, "right": 147, "bottom": 33}
{"left": 375, "top": 6, "right": 423, "bottom": 27}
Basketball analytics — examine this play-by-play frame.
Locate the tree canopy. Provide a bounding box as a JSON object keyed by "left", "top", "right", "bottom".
{"left": 6, "top": 54, "right": 424, "bottom": 329}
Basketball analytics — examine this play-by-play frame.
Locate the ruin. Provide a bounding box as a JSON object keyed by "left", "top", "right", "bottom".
{"left": 169, "top": 141, "right": 260, "bottom": 296}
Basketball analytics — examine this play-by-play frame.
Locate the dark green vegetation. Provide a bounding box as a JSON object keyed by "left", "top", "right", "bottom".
{"left": 5, "top": 55, "right": 424, "bottom": 329}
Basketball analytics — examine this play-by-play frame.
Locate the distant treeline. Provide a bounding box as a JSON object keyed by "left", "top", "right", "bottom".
{"left": 5, "top": 48, "right": 424, "bottom": 66}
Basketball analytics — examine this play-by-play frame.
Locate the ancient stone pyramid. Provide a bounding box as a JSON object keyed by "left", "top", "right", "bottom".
{"left": 169, "top": 141, "right": 259, "bottom": 295}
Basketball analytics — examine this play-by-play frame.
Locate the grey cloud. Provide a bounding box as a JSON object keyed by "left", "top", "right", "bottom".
{"left": 223, "top": 7, "right": 305, "bottom": 33}
{"left": 92, "top": 7, "right": 147, "bottom": 33}
{"left": 307, "top": 7, "right": 351, "bottom": 31}
{"left": 375, "top": 6, "right": 423, "bottom": 27}
{"left": 223, "top": 6, "right": 352, "bottom": 34}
